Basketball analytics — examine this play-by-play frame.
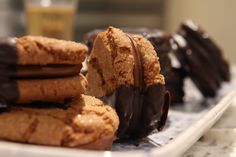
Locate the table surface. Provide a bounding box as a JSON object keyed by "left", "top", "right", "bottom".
{"left": 183, "top": 97, "right": 236, "bottom": 157}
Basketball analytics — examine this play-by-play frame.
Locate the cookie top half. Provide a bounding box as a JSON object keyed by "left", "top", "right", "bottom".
{"left": 0, "top": 36, "right": 88, "bottom": 65}
{"left": 87, "top": 27, "right": 164, "bottom": 97}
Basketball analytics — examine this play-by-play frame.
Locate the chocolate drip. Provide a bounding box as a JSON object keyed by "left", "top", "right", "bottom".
{"left": 126, "top": 35, "right": 144, "bottom": 89}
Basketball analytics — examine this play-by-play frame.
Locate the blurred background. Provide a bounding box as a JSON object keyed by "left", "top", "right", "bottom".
{"left": 0, "top": 0, "right": 235, "bottom": 62}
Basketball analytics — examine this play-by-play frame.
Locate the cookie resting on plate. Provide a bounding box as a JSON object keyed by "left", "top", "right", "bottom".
{"left": 86, "top": 27, "right": 170, "bottom": 139}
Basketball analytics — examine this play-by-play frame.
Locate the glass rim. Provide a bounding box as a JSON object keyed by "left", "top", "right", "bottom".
{"left": 24, "top": 0, "right": 79, "bottom": 7}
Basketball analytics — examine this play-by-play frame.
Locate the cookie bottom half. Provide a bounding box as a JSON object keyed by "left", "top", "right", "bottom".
{"left": 0, "top": 95, "right": 119, "bottom": 150}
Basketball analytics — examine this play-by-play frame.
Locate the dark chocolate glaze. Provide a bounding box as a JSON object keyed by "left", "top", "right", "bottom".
{"left": 165, "top": 68, "right": 186, "bottom": 103}
{"left": 0, "top": 38, "right": 19, "bottom": 110}
{"left": 0, "top": 79, "right": 19, "bottom": 109}
{"left": 171, "top": 34, "right": 218, "bottom": 97}
{"left": 0, "top": 64, "right": 16, "bottom": 77}
{"left": 126, "top": 35, "right": 144, "bottom": 89}
{"left": 131, "top": 85, "right": 170, "bottom": 138}
{"left": 181, "top": 20, "right": 230, "bottom": 81}
{"left": 112, "top": 84, "right": 170, "bottom": 139}
{"left": 0, "top": 38, "right": 18, "bottom": 64}
{"left": 179, "top": 29, "right": 222, "bottom": 88}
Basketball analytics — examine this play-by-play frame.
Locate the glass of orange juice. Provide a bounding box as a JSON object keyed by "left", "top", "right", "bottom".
{"left": 24, "top": 0, "right": 79, "bottom": 40}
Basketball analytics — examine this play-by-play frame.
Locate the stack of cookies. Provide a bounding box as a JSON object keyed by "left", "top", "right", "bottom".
{"left": 0, "top": 36, "right": 119, "bottom": 150}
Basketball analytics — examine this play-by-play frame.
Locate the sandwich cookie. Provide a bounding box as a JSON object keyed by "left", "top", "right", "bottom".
{"left": 0, "top": 36, "right": 88, "bottom": 108}
{"left": 86, "top": 27, "right": 170, "bottom": 139}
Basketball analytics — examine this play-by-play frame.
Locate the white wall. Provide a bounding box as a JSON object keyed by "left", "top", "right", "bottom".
{"left": 0, "top": 0, "right": 11, "bottom": 36}
{"left": 164, "top": 0, "right": 236, "bottom": 63}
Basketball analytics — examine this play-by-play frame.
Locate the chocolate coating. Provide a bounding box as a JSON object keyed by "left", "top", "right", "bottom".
{"left": 165, "top": 68, "right": 185, "bottom": 103}
{"left": 172, "top": 34, "right": 218, "bottom": 97}
{"left": 0, "top": 38, "right": 18, "bottom": 109}
{"left": 0, "top": 79, "right": 18, "bottom": 104}
{"left": 0, "top": 38, "right": 18, "bottom": 64}
{"left": 181, "top": 20, "right": 230, "bottom": 81}
{"left": 171, "top": 20, "right": 230, "bottom": 98}
{"left": 104, "top": 84, "right": 170, "bottom": 139}
{"left": 179, "top": 29, "right": 222, "bottom": 88}
{"left": 131, "top": 84, "right": 170, "bottom": 138}
{"left": 127, "top": 35, "right": 144, "bottom": 89}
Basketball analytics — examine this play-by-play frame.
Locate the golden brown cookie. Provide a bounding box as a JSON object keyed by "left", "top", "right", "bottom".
{"left": 86, "top": 27, "right": 164, "bottom": 97}
{"left": 16, "top": 36, "right": 88, "bottom": 65}
{"left": 17, "top": 74, "right": 88, "bottom": 104}
{"left": 0, "top": 95, "right": 119, "bottom": 150}
{"left": 86, "top": 27, "right": 170, "bottom": 139}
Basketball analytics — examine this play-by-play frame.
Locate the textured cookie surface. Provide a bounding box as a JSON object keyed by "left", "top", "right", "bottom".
{"left": 17, "top": 74, "right": 88, "bottom": 103}
{"left": 0, "top": 95, "right": 119, "bottom": 150}
{"left": 87, "top": 27, "right": 164, "bottom": 97}
{"left": 16, "top": 36, "right": 88, "bottom": 65}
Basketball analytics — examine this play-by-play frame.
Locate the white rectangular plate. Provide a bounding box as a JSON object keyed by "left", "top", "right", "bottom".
{"left": 1, "top": 67, "right": 236, "bottom": 157}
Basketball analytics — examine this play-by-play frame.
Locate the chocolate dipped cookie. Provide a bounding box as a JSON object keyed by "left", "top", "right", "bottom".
{"left": 86, "top": 27, "right": 170, "bottom": 139}
{"left": 171, "top": 20, "right": 230, "bottom": 97}
{"left": 0, "top": 95, "right": 119, "bottom": 150}
{"left": 0, "top": 36, "right": 88, "bottom": 108}
{"left": 84, "top": 28, "right": 185, "bottom": 103}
